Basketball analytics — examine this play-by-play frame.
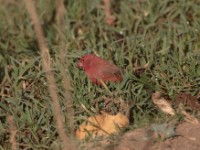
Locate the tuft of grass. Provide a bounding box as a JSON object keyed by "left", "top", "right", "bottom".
{"left": 0, "top": 0, "right": 200, "bottom": 149}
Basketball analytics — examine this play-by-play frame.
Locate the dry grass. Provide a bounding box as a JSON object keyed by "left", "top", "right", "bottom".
{"left": 8, "top": 116, "right": 17, "bottom": 150}
{"left": 103, "top": 0, "right": 116, "bottom": 25}
{"left": 24, "top": 0, "right": 75, "bottom": 149}
{"left": 55, "top": 0, "right": 75, "bottom": 132}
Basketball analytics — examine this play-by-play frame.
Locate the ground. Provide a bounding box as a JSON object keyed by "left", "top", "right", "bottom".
{"left": 0, "top": 0, "right": 200, "bottom": 149}
{"left": 117, "top": 122, "right": 200, "bottom": 150}
{"left": 85, "top": 121, "right": 200, "bottom": 150}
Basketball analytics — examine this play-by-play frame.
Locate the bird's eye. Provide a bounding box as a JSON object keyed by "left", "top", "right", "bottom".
{"left": 81, "top": 59, "right": 84, "bottom": 62}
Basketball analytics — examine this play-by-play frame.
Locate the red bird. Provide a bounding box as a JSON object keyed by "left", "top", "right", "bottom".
{"left": 77, "top": 54, "right": 123, "bottom": 85}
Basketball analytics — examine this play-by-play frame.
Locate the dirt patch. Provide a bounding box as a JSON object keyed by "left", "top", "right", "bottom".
{"left": 174, "top": 92, "right": 200, "bottom": 111}
{"left": 82, "top": 91, "right": 200, "bottom": 150}
{"left": 116, "top": 122, "right": 200, "bottom": 150}
{"left": 84, "top": 121, "right": 200, "bottom": 150}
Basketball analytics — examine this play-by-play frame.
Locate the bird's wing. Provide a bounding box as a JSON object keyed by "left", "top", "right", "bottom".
{"left": 95, "top": 62, "right": 123, "bottom": 81}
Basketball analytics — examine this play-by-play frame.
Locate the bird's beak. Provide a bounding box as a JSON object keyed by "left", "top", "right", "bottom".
{"left": 77, "top": 61, "right": 83, "bottom": 68}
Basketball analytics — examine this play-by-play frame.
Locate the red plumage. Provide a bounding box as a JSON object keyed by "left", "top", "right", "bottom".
{"left": 77, "top": 54, "right": 123, "bottom": 85}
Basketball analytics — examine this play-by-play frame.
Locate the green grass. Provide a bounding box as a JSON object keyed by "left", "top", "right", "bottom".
{"left": 0, "top": 0, "right": 200, "bottom": 149}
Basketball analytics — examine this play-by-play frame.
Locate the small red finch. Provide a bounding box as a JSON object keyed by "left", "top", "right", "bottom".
{"left": 77, "top": 54, "right": 123, "bottom": 85}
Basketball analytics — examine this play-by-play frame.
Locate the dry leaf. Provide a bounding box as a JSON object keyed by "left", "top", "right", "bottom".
{"left": 181, "top": 110, "right": 199, "bottom": 125}
{"left": 152, "top": 91, "right": 175, "bottom": 116}
{"left": 133, "top": 62, "right": 149, "bottom": 70}
{"left": 103, "top": 0, "right": 116, "bottom": 26}
{"left": 76, "top": 112, "right": 129, "bottom": 140}
{"left": 133, "top": 62, "right": 149, "bottom": 76}
{"left": 179, "top": 104, "right": 199, "bottom": 125}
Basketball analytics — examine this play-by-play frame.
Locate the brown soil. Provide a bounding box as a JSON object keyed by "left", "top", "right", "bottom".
{"left": 85, "top": 91, "right": 200, "bottom": 150}
{"left": 116, "top": 121, "right": 200, "bottom": 150}
{"left": 86, "top": 121, "right": 200, "bottom": 150}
